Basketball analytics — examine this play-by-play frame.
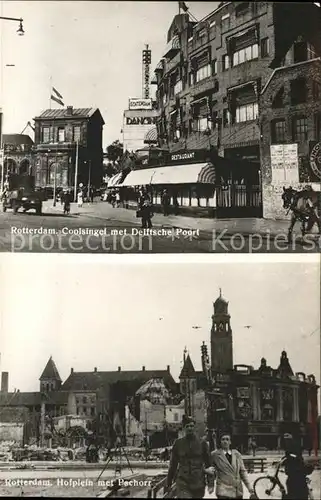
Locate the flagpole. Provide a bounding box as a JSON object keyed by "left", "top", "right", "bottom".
{"left": 49, "top": 76, "right": 52, "bottom": 110}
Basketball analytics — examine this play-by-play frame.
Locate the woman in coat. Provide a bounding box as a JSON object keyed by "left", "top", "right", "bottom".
{"left": 211, "top": 433, "right": 254, "bottom": 499}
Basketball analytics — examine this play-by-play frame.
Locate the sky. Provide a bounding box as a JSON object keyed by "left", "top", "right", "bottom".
{"left": 0, "top": 1, "right": 216, "bottom": 149}
{"left": 0, "top": 255, "right": 319, "bottom": 393}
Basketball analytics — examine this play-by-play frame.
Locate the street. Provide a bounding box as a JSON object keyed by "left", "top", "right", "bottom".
{"left": 0, "top": 206, "right": 320, "bottom": 253}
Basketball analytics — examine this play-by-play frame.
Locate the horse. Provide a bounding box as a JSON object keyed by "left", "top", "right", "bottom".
{"left": 282, "top": 186, "right": 321, "bottom": 241}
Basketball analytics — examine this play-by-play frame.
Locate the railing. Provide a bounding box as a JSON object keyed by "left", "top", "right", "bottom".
{"left": 243, "top": 457, "right": 267, "bottom": 473}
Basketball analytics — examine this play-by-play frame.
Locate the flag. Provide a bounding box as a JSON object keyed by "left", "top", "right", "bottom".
{"left": 179, "top": 1, "right": 189, "bottom": 12}
{"left": 51, "top": 86, "right": 64, "bottom": 106}
{"left": 51, "top": 94, "right": 64, "bottom": 106}
{"left": 52, "top": 87, "right": 63, "bottom": 100}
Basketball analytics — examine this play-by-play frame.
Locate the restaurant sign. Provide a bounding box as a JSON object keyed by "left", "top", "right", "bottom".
{"left": 167, "top": 149, "right": 210, "bottom": 165}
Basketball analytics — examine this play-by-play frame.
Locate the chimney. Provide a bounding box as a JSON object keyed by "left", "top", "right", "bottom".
{"left": 71, "top": 368, "right": 74, "bottom": 374}
{"left": 167, "top": 365, "right": 170, "bottom": 373}
{"left": 66, "top": 106, "right": 73, "bottom": 116}
{"left": 118, "top": 366, "right": 121, "bottom": 372}
{"left": 1, "top": 372, "right": 8, "bottom": 393}
{"left": 94, "top": 367, "right": 97, "bottom": 373}
{"left": 142, "top": 366, "right": 145, "bottom": 371}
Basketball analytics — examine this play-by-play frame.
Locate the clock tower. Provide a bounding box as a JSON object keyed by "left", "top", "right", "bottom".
{"left": 211, "top": 289, "right": 233, "bottom": 373}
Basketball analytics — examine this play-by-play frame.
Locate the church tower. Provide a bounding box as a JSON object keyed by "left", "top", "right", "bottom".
{"left": 39, "top": 356, "right": 62, "bottom": 392}
{"left": 211, "top": 290, "right": 233, "bottom": 373}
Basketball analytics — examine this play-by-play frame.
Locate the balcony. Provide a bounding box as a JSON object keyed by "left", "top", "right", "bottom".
{"left": 191, "top": 76, "right": 219, "bottom": 99}
{"left": 163, "top": 35, "right": 180, "bottom": 59}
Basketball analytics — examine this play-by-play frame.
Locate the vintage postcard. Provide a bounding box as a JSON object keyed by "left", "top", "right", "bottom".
{"left": 0, "top": 1, "right": 320, "bottom": 253}
{"left": 0, "top": 254, "right": 319, "bottom": 498}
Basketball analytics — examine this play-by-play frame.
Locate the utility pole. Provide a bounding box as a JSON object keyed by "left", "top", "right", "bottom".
{"left": 73, "top": 140, "right": 79, "bottom": 202}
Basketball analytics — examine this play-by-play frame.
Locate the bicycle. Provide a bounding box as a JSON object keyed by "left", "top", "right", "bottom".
{"left": 253, "top": 456, "right": 314, "bottom": 499}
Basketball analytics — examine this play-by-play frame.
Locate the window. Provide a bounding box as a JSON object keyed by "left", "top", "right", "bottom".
{"left": 235, "top": 2, "right": 250, "bottom": 15}
{"left": 91, "top": 407, "right": 95, "bottom": 416}
{"left": 212, "top": 59, "right": 217, "bottom": 75}
{"left": 196, "top": 117, "right": 208, "bottom": 131}
{"left": 312, "top": 81, "right": 321, "bottom": 100}
{"left": 233, "top": 44, "right": 258, "bottom": 66}
{"left": 42, "top": 127, "right": 50, "bottom": 143}
{"left": 73, "top": 126, "right": 81, "bottom": 142}
{"left": 196, "top": 64, "right": 211, "bottom": 82}
{"left": 272, "top": 87, "right": 284, "bottom": 108}
{"left": 58, "top": 128, "right": 65, "bottom": 142}
{"left": 223, "top": 109, "right": 231, "bottom": 126}
{"left": 174, "top": 413, "right": 179, "bottom": 422}
{"left": 290, "top": 78, "right": 307, "bottom": 105}
{"left": 235, "top": 102, "right": 258, "bottom": 123}
{"left": 198, "top": 28, "right": 206, "bottom": 38}
{"left": 261, "top": 38, "right": 269, "bottom": 57}
{"left": 76, "top": 407, "right": 79, "bottom": 415}
{"left": 174, "top": 80, "right": 182, "bottom": 95}
{"left": 314, "top": 112, "right": 321, "bottom": 140}
{"left": 271, "top": 119, "right": 286, "bottom": 143}
{"left": 292, "top": 116, "right": 308, "bottom": 142}
{"left": 307, "top": 42, "right": 318, "bottom": 60}
{"left": 221, "top": 13, "right": 230, "bottom": 31}
{"left": 222, "top": 54, "right": 229, "bottom": 70}
{"left": 83, "top": 396, "right": 87, "bottom": 404}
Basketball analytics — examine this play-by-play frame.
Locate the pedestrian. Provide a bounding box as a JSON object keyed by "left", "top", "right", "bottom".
{"left": 63, "top": 190, "right": 72, "bottom": 215}
{"left": 90, "top": 186, "right": 94, "bottom": 203}
{"left": 165, "top": 416, "right": 215, "bottom": 499}
{"left": 283, "top": 433, "right": 314, "bottom": 500}
{"left": 115, "top": 190, "right": 121, "bottom": 208}
{"left": 251, "top": 439, "right": 257, "bottom": 457}
{"left": 138, "top": 189, "right": 153, "bottom": 229}
{"left": 161, "top": 189, "right": 170, "bottom": 216}
{"left": 173, "top": 193, "right": 179, "bottom": 215}
{"left": 77, "top": 189, "right": 83, "bottom": 207}
{"left": 211, "top": 432, "right": 254, "bottom": 499}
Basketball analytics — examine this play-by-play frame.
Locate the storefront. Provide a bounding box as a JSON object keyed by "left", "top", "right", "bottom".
{"left": 116, "top": 149, "right": 217, "bottom": 215}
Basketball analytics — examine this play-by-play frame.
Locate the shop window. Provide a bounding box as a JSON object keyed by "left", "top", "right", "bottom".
{"left": 42, "top": 127, "right": 50, "bottom": 143}
{"left": 271, "top": 119, "right": 286, "bottom": 144}
{"left": 233, "top": 43, "right": 258, "bottom": 66}
{"left": 261, "top": 38, "right": 269, "bottom": 57}
{"left": 222, "top": 54, "right": 229, "bottom": 71}
{"left": 292, "top": 116, "right": 308, "bottom": 142}
{"left": 235, "top": 102, "right": 258, "bottom": 123}
{"left": 221, "top": 13, "right": 230, "bottom": 32}
{"left": 196, "top": 64, "right": 211, "bottom": 82}
{"left": 58, "top": 128, "right": 65, "bottom": 142}
{"left": 290, "top": 78, "right": 307, "bottom": 105}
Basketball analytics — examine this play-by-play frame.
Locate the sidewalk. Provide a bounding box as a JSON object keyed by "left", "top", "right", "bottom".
{"left": 42, "top": 200, "right": 317, "bottom": 237}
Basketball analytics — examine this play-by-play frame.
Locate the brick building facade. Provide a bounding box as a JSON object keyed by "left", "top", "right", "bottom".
{"left": 32, "top": 106, "right": 104, "bottom": 192}
{"left": 152, "top": 2, "right": 321, "bottom": 218}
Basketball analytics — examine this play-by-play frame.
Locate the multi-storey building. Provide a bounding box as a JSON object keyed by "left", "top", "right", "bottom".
{"left": 151, "top": 2, "right": 321, "bottom": 218}
{"left": 2, "top": 134, "right": 34, "bottom": 177}
{"left": 180, "top": 292, "right": 319, "bottom": 451}
{"left": 32, "top": 106, "right": 105, "bottom": 192}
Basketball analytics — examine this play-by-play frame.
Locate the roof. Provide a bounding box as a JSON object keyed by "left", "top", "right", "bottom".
{"left": 61, "top": 369, "right": 176, "bottom": 392}
{"left": 39, "top": 357, "right": 62, "bottom": 381}
{"left": 34, "top": 107, "right": 104, "bottom": 123}
{"left": 179, "top": 355, "right": 196, "bottom": 379}
{"left": 2, "top": 134, "right": 34, "bottom": 146}
{"left": 0, "top": 390, "right": 69, "bottom": 407}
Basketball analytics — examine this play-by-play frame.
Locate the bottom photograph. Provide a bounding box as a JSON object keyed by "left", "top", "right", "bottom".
{"left": 0, "top": 258, "right": 320, "bottom": 499}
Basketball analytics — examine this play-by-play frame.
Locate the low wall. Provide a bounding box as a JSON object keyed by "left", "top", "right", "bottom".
{"left": 0, "top": 422, "right": 24, "bottom": 444}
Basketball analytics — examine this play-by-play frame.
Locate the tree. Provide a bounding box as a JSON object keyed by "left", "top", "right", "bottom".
{"left": 106, "top": 140, "right": 123, "bottom": 164}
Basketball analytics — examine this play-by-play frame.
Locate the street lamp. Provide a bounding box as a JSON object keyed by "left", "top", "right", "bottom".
{"left": 0, "top": 16, "right": 25, "bottom": 35}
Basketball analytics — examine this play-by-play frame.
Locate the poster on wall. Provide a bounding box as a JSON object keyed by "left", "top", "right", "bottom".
{"left": 270, "top": 144, "right": 299, "bottom": 184}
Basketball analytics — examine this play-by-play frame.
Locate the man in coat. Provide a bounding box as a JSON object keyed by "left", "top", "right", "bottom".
{"left": 283, "top": 433, "right": 313, "bottom": 500}
{"left": 211, "top": 432, "right": 254, "bottom": 499}
{"left": 165, "top": 416, "right": 215, "bottom": 498}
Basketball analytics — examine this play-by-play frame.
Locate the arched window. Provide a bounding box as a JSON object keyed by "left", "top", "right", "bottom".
{"left": 19, "top": 159, "right": 30, "bottom": 175}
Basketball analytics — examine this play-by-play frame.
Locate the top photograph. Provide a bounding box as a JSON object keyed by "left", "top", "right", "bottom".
{"left": 0, "top": 0, "right": 320, "bottom": 254}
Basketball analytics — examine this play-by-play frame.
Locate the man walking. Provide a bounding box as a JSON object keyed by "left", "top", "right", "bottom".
{"left": 165, "top": 416, "right": 214, "bottom": 498}
{"left": 211, "top": 432, "right": 254, "bottom": 499}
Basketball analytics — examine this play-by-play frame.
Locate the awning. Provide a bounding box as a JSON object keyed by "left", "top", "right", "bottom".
{"left": 144, "top": 127, "right": 158, "bottom": 144}
{"left": 119, "top": 163, "right": 215, "bottom": 187}
{"left": 107, "top": 172, "right": 123, "bottom": 187}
